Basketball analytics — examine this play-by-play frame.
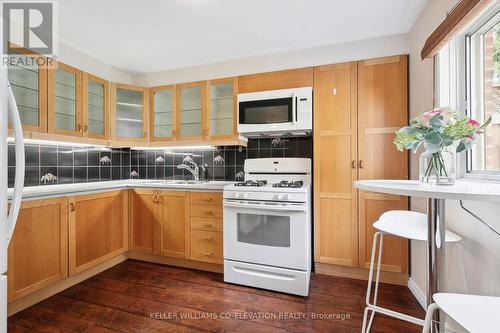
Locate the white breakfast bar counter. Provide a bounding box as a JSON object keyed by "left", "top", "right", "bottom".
{"left": 354, "top": 179, "right": 500, "bottom": 331}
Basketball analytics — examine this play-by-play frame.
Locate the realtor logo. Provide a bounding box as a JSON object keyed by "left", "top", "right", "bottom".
{"left": 2, "top": 1, "right": 53, "bottom": 55}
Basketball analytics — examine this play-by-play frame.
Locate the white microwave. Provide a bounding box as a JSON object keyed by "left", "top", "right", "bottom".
{"left": 237, "top": 87, "right": 312, "bottom": 137}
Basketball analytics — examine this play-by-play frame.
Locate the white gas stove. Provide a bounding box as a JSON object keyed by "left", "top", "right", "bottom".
{"left": 223, "top": 158, "right": 311, "bottom": 296}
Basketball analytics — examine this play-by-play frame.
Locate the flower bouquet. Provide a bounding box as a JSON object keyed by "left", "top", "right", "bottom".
{"left": 394, "top": 107, "right": 490, "bottom": 185}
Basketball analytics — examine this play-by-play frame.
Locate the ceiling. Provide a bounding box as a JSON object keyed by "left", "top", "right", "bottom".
{"left": 58, "top": 0, "right": 427, "bottom": 74}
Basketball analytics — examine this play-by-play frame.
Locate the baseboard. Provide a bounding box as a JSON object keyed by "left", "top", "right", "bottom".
{"left": 8, "top": 254, "right": 127, "bottom": 316}
{"left": 314, "top": 263, "right": 409, "bottom": 286}
{"left": 128, "top": 252, "right": 223, "bottom": 273}
{"left": 407, "top": 277, "right": 427, "bottom": 310}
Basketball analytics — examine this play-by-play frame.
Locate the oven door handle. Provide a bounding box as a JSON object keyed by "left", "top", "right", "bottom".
{"left": 291, "top": 92, "right": 297, "bottom": 124}
{"left": 223, "top": 200, "right": 306, "bottom": 212}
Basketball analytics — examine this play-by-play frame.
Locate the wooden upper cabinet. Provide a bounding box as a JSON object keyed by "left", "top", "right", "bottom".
{"left": 48, "top": 62, "right": 83, "bottom": 136}
{"left": 357, "top": 55, "right": 409, "bottom": 274}
{"left": 68, "top": 191, "right": 128, "bottom": 275}
{"left": 8, "top": 198, "right": 68, "bottom": 302}
{"left": 156, "top": 191, "right": 189, "bottom": 259}
{"left": 313, "top": 62, "right": 359, "bottom": 267}
{"left": 149, "top": 85, "right": 176, "bottom": 142}
{"left": 129, "top": 189, "right": 156, "bottom": 254}
{"left": 176, "top": 81, "right": 207, "bottom": 141}
{"left": 110, "top": 83, "right": 149, "bottom": 142}
{"left": 83, "top": 73, "right": 109, "bottom": 140}
{"left": 207, "top": 77, "right": 238, "bottom": 141}
{"left": 7, "top": 48, "right": 48, "bottom": 132}
{"left": 238, "top": 67, "right": 313, "bottom": 93}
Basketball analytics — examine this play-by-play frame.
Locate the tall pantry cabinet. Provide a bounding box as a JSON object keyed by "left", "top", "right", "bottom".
{"left": 313, "top": 55, "right": 409, "bottom": 282}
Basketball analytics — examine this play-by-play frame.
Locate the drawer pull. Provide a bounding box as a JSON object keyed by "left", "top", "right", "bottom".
{"left": 202, "top": 251, "right": 213, "bottom": 256}
{"left": 203, "top": 198, "right": 213, "bottom": 201}
{"left": 202, "top": 235, "right": 214, "bottom": 241}
{"left": 204, "top": 223, "right": 213, "bottom": 228}
{"left": 205, "top": 211, "right": 214, "bottom": 215}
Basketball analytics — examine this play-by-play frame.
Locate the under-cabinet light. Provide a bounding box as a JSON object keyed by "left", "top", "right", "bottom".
{"left": 130, "top": 145, "right": 215, "bottom": 151}
{"left": 7, "top": 137, "right": 107, "bottom": 148}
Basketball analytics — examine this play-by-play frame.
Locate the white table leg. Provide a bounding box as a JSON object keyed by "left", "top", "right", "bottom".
{"left": 427, "top": 198, "right": 446, "bottom": 332}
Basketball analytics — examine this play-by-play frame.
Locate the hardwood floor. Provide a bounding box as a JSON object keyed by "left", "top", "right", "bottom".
{"left": 8, "top": 260, "right": 424, "bottom": 332}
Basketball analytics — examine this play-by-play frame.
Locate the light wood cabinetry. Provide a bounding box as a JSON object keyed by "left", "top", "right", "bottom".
{"left": 176, "top": 81, "right": 207, "bottom": 142}
{"left": 207, "top": 77, "right": 238, "bottom": 141}
{"left": 149, "top": 85, "right": 176, "bottom": 142}
{"left": 110, "top": 83, "right": 149, "bottom": 143}
{"left": 48, "top": 62, "right": 83, "bottom": 137}
{"left": 189, "top": 192, "right": 223, "bottom": 264}
{"left": 156, "top": 191, "right": 190, "bottom": 259}
{"left": 357, "top": 55, "right": 409, "bottom": 273}
{"left": 83, "top": 73, "right": 109, "bottom": 139}
{"left": 129, "top": 189, "right": 156, "bottom": 254}
{"left": 313, "top": 55, "right": 409, "bottom": 277}
{"left": 313, "top": 62, "right": 359, "bottom": 267}
{"left": 7, "top": 198, "right": 68, "bottom": 302}
{"left": 7, "top": 47, "right": 48, "bottom": 133}
{"left": 238, "top": 67, "right": 314, "bottom": 93}
{"left": 68, "top": 191, "right": 128, "bottom": 275}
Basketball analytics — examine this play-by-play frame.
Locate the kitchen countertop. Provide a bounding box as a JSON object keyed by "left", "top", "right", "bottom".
{"left": 8, "top": 179, "right": 236, "bottom": 200}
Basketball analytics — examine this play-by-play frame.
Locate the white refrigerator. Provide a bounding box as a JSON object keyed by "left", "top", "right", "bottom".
{"left": 0, "top": 39, "right": 26, "bottom": 330}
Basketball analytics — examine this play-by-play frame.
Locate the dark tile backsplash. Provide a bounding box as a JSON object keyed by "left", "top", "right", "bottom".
{"left": 7, "top": 137, "right": 312, "bottom": 188}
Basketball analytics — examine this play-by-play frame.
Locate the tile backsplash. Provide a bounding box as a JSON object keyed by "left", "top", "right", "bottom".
{"left": 8, "top": 137, "right": 312, "bottom": 187}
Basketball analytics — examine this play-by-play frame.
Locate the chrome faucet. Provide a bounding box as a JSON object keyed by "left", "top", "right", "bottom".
{"left": 177, "top": 156, "right": 200, "bottom": 181}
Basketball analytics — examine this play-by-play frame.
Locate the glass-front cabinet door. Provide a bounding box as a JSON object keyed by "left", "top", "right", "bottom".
{"left": 7, "top": 49, "right": 48, "bottom": 132}
{"left": 150, "top": 85, "right": 175, "bottom": 142}
{"left": 208, "top": 77, "right": 237, "bottom": 140}
{"left": 83, "top": 73, "right": 109, "bottom": 139}
{"left": 48, "top": 62, "right": 83, "bottom": 136}
{"left": 111, "top": 83, "right": 148, "bottom": 142}
{"left": 177, "top": 81, "right": 206, "bottom": 141}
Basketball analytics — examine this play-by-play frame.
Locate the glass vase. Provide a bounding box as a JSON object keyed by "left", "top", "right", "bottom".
{"left": 419, "top": 149, "right": 456, "bottom": 185}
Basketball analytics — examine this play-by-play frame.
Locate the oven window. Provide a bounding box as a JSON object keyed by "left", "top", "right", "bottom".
{"left": 237, "top": 213, "right": 291, "bottom": 247}
{"left": 239, "top": 98, "right": 292, "bottom": 124}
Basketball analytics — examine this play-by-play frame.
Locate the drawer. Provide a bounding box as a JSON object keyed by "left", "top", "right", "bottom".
{"left": 191, "top": 217, "right": 223, "bottom": 232}
{"left": 190, "top": 192, "right": 222, "bottom": 206}
{"left": 190, "top": 205, "right": 222, "bottom": 219}
{"left": 191, "top": 242, "right": 222, "bottom": 264}
{"left": 191, "top": 230, "right": 222, "bottom": 246}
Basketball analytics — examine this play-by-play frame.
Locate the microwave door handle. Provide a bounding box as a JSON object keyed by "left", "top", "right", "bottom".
{"left": 292, "top": 92, "right": 297, "bottom": 124}
{"left": 6, "top": 81, "right": 25, "bottom": 244}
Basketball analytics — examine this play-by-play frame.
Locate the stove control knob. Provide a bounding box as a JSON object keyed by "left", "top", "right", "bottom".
{"left": 242, "top": 193, "right": 249, "bottom": 198}
{"left": 235, "top": 192, "right": 242, "bottom": 198}
{"left": 282, "top": 194, "right": 290, "bottom": 200}
{"left": 276, "top": 194, "right": 285, "bottom": 200}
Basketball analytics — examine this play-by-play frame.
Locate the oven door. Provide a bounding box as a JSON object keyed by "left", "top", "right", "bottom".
{"left": 223, "top": 199, "right": 310, "bottom": 270}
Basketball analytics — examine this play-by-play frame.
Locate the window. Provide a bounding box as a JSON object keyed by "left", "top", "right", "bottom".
{"left": 467, "top": 9, "right": 500, "bottom": 175}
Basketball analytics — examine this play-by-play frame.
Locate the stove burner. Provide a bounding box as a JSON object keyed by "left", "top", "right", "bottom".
{"left": 234, "top": 180, "right": 268, "bottom": 187}
{"left": 272, "top": 180, "right": 304, "bottom": 188}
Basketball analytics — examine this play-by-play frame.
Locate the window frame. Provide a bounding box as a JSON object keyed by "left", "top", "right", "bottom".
{"left": 460, "top": 4, "right": 500, "bottom": 181}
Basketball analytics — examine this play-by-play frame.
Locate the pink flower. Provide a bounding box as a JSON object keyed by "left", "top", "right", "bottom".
{"left": 468, "top": 119, "right": 480, "bottom": 127}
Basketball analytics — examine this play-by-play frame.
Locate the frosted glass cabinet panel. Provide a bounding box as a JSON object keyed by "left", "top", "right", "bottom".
{"left": 209, "top": 78, "right": 236, "bottom": 138}
{"left": 48, "top": 62, "right": 82, "bottom": 136}
{"left": 178, "top": 82, "right": 205, "bottom": 139}
{"left": 150, "top": 86, "right": 175, "bottom": 141}
{"left": 83, "top": 73, "right": 108, "bottom": 139}
{"left": 111, "top": 83, "right": 147, "bottom": 141}
{"left": 7, "top": 50, "right": 47, "bottom": 131}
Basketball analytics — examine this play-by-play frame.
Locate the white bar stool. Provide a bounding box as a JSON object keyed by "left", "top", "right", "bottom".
{"left": 361, "top": 210, "right": 467, "bottom": 333}
{"left": 423, "top": 293, "right": 500, "bottom": 333}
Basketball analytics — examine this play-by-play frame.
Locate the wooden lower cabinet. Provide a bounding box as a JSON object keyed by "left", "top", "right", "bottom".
{"left": 68, "top": 190, "right": 128, "bottom": 275}
{"left": 129, "top": 189, "right": 156, "bottom": 254}
{"left": 189, "top": 192, "right": 223, "bottom": 264}
{"left": 156, "top": 191, "right": 190, "bottom": 258}
{"left": 7, "top": 198, "right": 68, "bottom": 302}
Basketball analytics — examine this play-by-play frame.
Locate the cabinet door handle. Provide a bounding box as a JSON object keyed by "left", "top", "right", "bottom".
{"left": 83, "top": 125, "right": 88, "bottom": 133}
{"left": 77, "top": 124, "right": 82, "bottom": 132}
{"left": 351, "top": 160, "right": 356, "bottom": 169}
{"left": 144, "top": 131, "right": 147, "bottom": 137}
{"left": 202, "top": 251, "right": 213, "bottom": 256}
{"left": 359, "top": 160, "right": 364, "bottom": 169}
{"left": 69, "top": 202, "right": 75, "bottom": 212}
{"left": 202, "top": 235, "right": 214, "bottom": 241}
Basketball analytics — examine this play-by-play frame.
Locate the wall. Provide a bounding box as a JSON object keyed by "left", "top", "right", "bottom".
{"left": 408, "top": 0, "right": 500, "bottom": 312}
{"left": 56, "top": 42, "right": 132, "bottom": 83}
{"left": 8, "top": 137, "right": 312, "bottom": 187}
{"left": 131, "top": 34, "right": 410, "bottom": 86}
